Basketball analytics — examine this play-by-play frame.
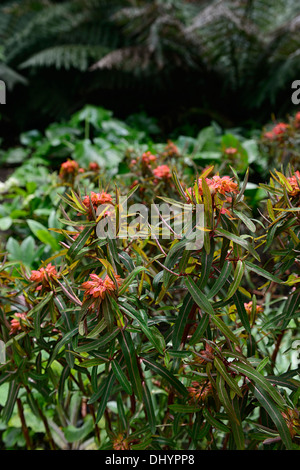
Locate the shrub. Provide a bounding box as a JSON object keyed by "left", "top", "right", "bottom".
{"left": 0, "top": 132, "right": 299, "bottom": 450}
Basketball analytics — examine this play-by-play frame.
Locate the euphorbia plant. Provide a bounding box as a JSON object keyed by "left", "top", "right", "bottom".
{"left": 0, "top": 161, "right": 299, "bottom": 450}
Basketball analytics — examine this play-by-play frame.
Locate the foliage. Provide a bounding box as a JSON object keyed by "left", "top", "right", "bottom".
{"left": 1, "top": 0, "right": 300, "bottom": 136}
{"left": 0, "top": 106, "right": 299, "bottom": 450}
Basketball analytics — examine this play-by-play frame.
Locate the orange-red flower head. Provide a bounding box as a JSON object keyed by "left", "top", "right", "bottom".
{"left": 59, "top": 159, "right": 79, "bottom": 178}
{"left": 9, "top": 312, "right": 27, "bottom": 335}
{"left": 30, "top": 263, "right": 59, "bottom": 290}
{"left": 82, "top": 191, "right": 113, "bottom": 216}
{"left": 153, "top": 165, "right": 172, "bottom": 179}
{"left": 287, "top": 171, "right": 300, "bottom": 197}
{"left": 81, "top": 273, "right": 122, "bottom": 300}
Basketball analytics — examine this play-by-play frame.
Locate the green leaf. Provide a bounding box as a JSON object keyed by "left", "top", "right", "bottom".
{"left": 214, "top": 357, "right": 243, "bottom": 397}
{"left": 95, "top": 370, "right": 115, "bottom": 424}
{"left": 27, "top": 219, "right": 60, "bottom": 251}
{"left": 66, "top": 224, "right": 95, "bottom": 261}
{"left": 207, "top": 260, "right": 232, "bottom": 299}
{"left": 2, "top": 380, "right": 19, "bottom": 423}
{"left": 120, "top": 302, "right": 165, "bottom": 354}
{"left": 245, "top": 260, "right": 282, "bottom": 284}
{"left": 142, "top": 381, "right": 156, "bottom": 434}
{"left": 75, "top": 327, "right": 119, "bottom": 353}
{"left": 172, "top": 293, "right": 195, "bottom": 350}
{"left": 185, "top": 276, "right": 214, "bottom": 316}
{"left": 233, "top": 210, "right": 256, "bottom": 232}
{"left": 168, "top": 404, "right": 200, "bottom": 413}
{"left": 118, "top": 330, "right": 143, "bottom": 401}
{"left": 111, "top": 359, "right": 133, "bottom": 395}
{"left": 229, "top": 361, "right": 285, "bottom": 408}
{"left": 249, "top": 383, "right": 293, "bottom": 450}
{"left": 63, "top": 415, "right": 94, "bottom": 443}
{"left": 203, "top": 408, "right": 230, "bottom": 433}
{"left": 216, "top": 228, "right": 260, "bottom": 261}
{"left": 118, "top": 266, "right": 148, "bottom": 295}
{"left": 223, "top": 260, "right": 245, "bottom": 302}
{"left": 189, "top": 313, "right": 209, "bottom": 346}
{"left": 210, "top": 315, "right": 240, "bottom": 346}
{"left": 142, "top": 356, "right": 188, "bottom": 398}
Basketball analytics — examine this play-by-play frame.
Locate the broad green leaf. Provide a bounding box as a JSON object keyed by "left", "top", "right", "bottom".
{"left": 63, "top": 415, "right": 94, "bottom": 443}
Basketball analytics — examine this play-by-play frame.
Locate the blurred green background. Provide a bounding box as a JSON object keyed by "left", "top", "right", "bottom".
{"left": 0, "top": 0, "right": 300, "bottom": 146}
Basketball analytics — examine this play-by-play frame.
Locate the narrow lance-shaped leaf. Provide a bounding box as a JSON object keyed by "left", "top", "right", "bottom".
{"left": 249, "top": 382, "right": 293, "bottom": 450}
{"left": 118, "top": 330, "right": 143, "bottom": 401}
{"left": 142, "top": 356, "right": 188, "bottom": 398}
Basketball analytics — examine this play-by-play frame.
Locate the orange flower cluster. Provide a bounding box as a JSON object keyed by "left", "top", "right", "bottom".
{"left": 89, "top": 162, "right": 100, "bottom": 171}
{"left": 287, "top": 170, "right": 300, "bottom": 197}
{"left": 244, "top": 301, "right": 263, "bottom": 317}
{"left": 263, "top": 122, "right": 289, "bottom": 140}
{"left": 142, "top": 151, "right": 157, "bottom": 165}
{"left": 187, "top": 381, "right": 213, "bottom": 403}
{"left": 30, "top": 263, "right": 59, "bottom": 290}
{"left": 82, "top": 191, "right": 113, "bottom": 215}
{"left": 81, "top": 273, "right": 122, "bottom": 300}
{"left": 187, "top": 174, "right": 239, "bottom": 200}
{"left": 113, "top": 433, "right": 131, "bottom": 450}
{"left": 224, "top": 147, "right": 238, "bottom": 155}
{"left": 9, "top": 312, "right": 27, "bottom": 335}
{"left": 281, "top": 408, "right": 300, "bottom": 438}
{"left": 153, "top": 164, "right": 172, "bottom": 179}
{"left": 59, "top": 159, "right": 79, "bottom": 177}
{"left": 162, "top": 140, "right": 179, "bottom": 157}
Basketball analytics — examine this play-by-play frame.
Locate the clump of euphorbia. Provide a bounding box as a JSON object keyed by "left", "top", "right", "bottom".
{"left": 186, "top": 174, "right": 239, "bottom": 202}
{"left": 263, "top": 122, "right": 289, "bottom": 141}
{"left": 82, "top": 191, "right": 113, "bottom": 218}
{"left": 81, "top": 273, "right": 122, "bottom": 301}
{"left": 59, "top": 159, "right": 79, "bottom": 179}
{"left": 89, "top": 162, "right": 100, "bottom": 171}
{"left": 187, "top": 381, "right": 213, "bottom": 403}
{"left": 287, "top": 170, "right": 300, "bottom": 197}
{"left": 30, "top": 263, "right": 59, "bottom": 290}
{"left": 162, "top": 140, "right": 179, "bottom": 158}
{"left": 244, "top": 301, "right": 264, "bottom": 316}
{"left": 142, "top": 151, "right": 157, "bottom": 166}
{"left": 153, "top": 164, "right": 172, "bottom": 180}
{"left": 9, "top": 312, "right": 28, "bottom": 335}
{"left": 224, "top": 147, "right": 238, "bottom": 155}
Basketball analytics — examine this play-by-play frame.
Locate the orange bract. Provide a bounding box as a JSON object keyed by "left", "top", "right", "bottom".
{"left": 287, "top": 171, "right": 300, "bottom": 197}
{"left": 153, "top": 164, "right": 172, "bottom": 179}
{"left": 59, "top": 159, "right": 79, "bottom": 177}
{"left": 30, "top": 263, "right": 58, "bottom": 289}
{"left": 82, "top": 191, "right": 113, "bottom": 211}
{"left": 9, "top": 312, "right": 27, "bottom": 335}
{"left": 81, "top": 273, "right": 122, "bottom": 300}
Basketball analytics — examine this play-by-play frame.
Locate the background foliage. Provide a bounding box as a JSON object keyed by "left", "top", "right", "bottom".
{"left": 1, "top": 0, "right": 300, "bottom": 143}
